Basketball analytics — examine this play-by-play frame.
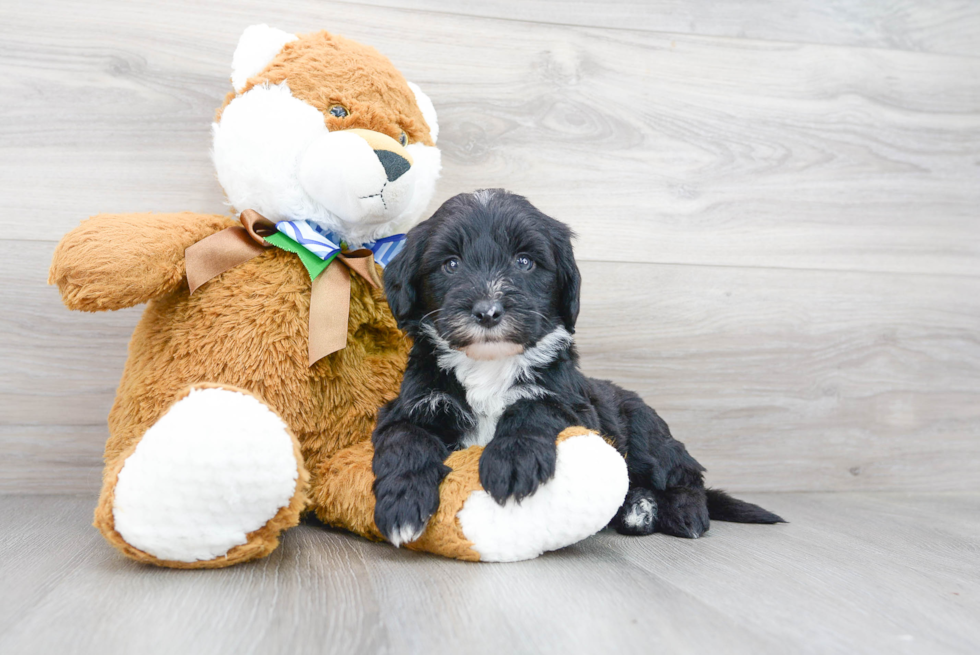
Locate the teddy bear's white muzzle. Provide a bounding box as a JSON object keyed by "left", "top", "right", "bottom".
{"left": 298, "top": 131, "right": 417, "bottom": 226}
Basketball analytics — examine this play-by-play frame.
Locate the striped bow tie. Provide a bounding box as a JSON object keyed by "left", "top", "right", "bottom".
{"left": 274, "top": 220, "right": 406, "bottom": 270}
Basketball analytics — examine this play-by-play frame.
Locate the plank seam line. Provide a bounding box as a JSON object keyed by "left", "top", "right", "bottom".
{"left": 573, "top": 255, "right": 980, "bottom": 281}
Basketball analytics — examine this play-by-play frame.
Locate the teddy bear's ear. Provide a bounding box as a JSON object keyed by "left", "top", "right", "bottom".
{"left": 407, "top": 81, "right": 439, "bottom": 144}
{"left": 231, "top": 24, "right": 298, "bottom": 93}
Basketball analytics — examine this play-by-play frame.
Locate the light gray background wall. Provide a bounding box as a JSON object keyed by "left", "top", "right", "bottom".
{"left": 2, "top": 0, "right": 978, "bottom": 494}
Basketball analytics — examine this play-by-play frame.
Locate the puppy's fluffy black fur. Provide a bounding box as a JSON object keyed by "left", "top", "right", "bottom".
{"left": 372, "top": 189, "right": 783, "bottom": 545}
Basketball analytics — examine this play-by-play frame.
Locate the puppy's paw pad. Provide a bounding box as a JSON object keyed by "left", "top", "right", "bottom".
{"left": 112, "top": 388, "right": 301, "bottom": 563}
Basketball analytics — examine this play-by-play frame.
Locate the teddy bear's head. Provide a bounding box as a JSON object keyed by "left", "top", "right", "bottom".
{"left": 212, "top": 25, "right": 441, "bottom": 246}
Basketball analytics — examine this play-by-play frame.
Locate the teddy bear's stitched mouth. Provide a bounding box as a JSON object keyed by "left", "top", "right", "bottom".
{"left": 359, "top": 181, "right": 388, "bottom": 210}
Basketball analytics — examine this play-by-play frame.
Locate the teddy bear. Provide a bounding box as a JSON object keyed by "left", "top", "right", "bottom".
{"left": 48, "top": 24, "right": 629, "bottom": 568}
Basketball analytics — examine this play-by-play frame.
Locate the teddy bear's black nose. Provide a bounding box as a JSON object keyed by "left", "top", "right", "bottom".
{"left": 374, "top": 150, "right": 411, "bottom": 182}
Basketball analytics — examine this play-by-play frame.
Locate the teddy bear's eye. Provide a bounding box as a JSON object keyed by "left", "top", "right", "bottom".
{"left": 329, "top": 105, "right": 349, "bottom": 118}
{"left": 399, "top": 131, "right": 408, "bottom": 147}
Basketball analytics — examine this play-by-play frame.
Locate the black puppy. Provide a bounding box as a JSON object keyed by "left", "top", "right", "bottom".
{"left": 372, "top": 189, "right": 783, "bottom": 545}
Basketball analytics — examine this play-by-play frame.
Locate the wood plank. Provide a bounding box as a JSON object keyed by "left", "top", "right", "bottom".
{"left": 4, "top": 240, "right": 978, "bottom": 493}
{"left": 589, "top": 492, "right": 980, "bottom": 654}
{"left": 0, "top": 495, "right": 109, "bottom": 638}
{"left": 0, "top": 495, "right": 779, "bottom": 655}
{"left": 351, "top": 533, "right": 779, "bottom": 655}
{"left": 1, "top": 494, "right": 977, "bottom": 654}
{"left": 574, "top": 259, "right": 980, "bottom": 493}
{"left": 0, "top": 426, "right": 106, "bottom": 494}
{"left": 356, "top": 0, "right": 980, "bottom": 58}
{"left": 0, "top": 240, "right": 138, "bottom": 428}
{"left": 2, "top": 0, "right": 979, "bottom": 276}
{"left": 0, "top": 496, "right": 393, "bottom": 654}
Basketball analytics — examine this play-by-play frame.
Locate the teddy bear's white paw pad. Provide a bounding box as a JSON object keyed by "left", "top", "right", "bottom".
{"left": 457, "top": 433, "right": 628, "bottom": 562}
{"left": 112, "top": 388, "right": 299, "bottom": 563}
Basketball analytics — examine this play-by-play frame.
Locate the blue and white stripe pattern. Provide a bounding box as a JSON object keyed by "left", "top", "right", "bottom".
{"left": 369, "top": 234, "right": 407, "bottom": 268}
{"left": 276, "top": 220, "right": 406, "bottom": 268}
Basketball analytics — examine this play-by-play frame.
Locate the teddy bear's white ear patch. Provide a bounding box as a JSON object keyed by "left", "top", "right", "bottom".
{"left": 407, "top": 81, "right": 439, "bottom": 143}
{"left": 231, "top": 24, "right": 298, "bottom": 93}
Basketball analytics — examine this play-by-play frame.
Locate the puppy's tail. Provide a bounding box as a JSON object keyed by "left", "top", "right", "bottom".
{"left": 706, "top": 488, "right": 785, "bottom": 524}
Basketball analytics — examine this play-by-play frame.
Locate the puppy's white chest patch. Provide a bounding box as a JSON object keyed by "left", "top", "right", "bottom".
{"left": 454, "top": 360, "right": 542, "bottom": 448}
{"left": 423, "top": 326, "right": 572, "bottom": 448}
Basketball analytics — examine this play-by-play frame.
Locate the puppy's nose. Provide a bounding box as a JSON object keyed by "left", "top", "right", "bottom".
{"left": 374, "top": 150, "right": 410, "bottom": 182}
{"left": 472, "top": 300, "right": 504, "bottom": 328}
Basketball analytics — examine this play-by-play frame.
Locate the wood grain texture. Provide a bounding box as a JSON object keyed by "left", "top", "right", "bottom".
{"left": 4, "top": 240, "right": 978, "bottom": 493}
{"left": 0, "top": 241, "right": 137, "bottom": 428}
{"left": 0, "top": 1, "right": 977, "bottom": 494}
{"left": 357, "top": 0, "right": 980, "bottom": 58}
{"left": 576, "top": 260, "right": 980, "bottom": 493}
{"left": 2, "top": 0, "right": 979, "bottom": 275}
{"left": 0, "top": 493, "right": 977, "bottom": 654}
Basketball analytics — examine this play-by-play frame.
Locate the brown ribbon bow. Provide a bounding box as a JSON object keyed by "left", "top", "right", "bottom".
{"left": 185, "top": 209, "right": 382, "bottom": 366}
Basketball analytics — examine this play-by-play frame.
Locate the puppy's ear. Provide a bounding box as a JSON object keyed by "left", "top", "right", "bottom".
{"left": 384, "top": 222, "right": 431, "bottom": 332}
{"left": 553, "top": 225, "right": 581, "bottom": 333}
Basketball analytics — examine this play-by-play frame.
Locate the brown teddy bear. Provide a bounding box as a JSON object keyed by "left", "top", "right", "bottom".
{"left": 48, "top": 25, "right": 629, "bottom": 568}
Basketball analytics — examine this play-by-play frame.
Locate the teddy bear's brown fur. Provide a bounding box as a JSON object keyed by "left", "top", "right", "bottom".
{"left": 51, "top": 211, "right": 398, "bottom": 563}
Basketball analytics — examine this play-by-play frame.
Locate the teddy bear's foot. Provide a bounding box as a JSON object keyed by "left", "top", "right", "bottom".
{"left": 313, "top": 427, "right": 627, "bottom": 562}
{"left": 454, "top": 428, "right": 629, "bottom": 562}
{"left": 95, "top": 385, "right": 308, "bottom": 568}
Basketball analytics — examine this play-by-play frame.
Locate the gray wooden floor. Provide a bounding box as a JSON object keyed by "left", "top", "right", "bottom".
{"left": 1, "top": 493, "right": 977, "bottom": 654}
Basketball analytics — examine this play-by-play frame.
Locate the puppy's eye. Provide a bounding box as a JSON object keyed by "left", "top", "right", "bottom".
{"left": 399, "top": 131, "right": 408, "bottom": 147}
{"left": 329, "top": 105, "right": 349, "bottom": 118}
{"left": 515, "top": 255, "right": 535, "bottom": 271}
{"left": 443, "top": 257, "right": 460, "bottom": 274}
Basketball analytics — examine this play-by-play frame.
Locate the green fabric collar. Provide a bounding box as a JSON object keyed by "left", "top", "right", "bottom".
{"left": 265, "top": 231, "right": 336, "bottom": 280}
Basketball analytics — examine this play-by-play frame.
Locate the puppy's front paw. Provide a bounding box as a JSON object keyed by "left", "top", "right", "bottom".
{"left": 479, "top": 437, "right": 557, "bottom": 505}
{"left": 373, "top": 472, "right": 442, "bottom": 547}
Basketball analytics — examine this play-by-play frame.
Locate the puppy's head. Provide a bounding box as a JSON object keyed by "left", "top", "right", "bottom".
{"left": 385, "top": 189, "right": 580, "bottom": 360}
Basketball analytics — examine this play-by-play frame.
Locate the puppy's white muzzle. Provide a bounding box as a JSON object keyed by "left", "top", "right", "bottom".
{"left": 298, "top": 130, "right": 416, "bottom": 226}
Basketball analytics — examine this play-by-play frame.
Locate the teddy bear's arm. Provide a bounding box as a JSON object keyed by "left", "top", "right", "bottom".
{"left": 49, "top": 212, "right": 233, "bottom": 311}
